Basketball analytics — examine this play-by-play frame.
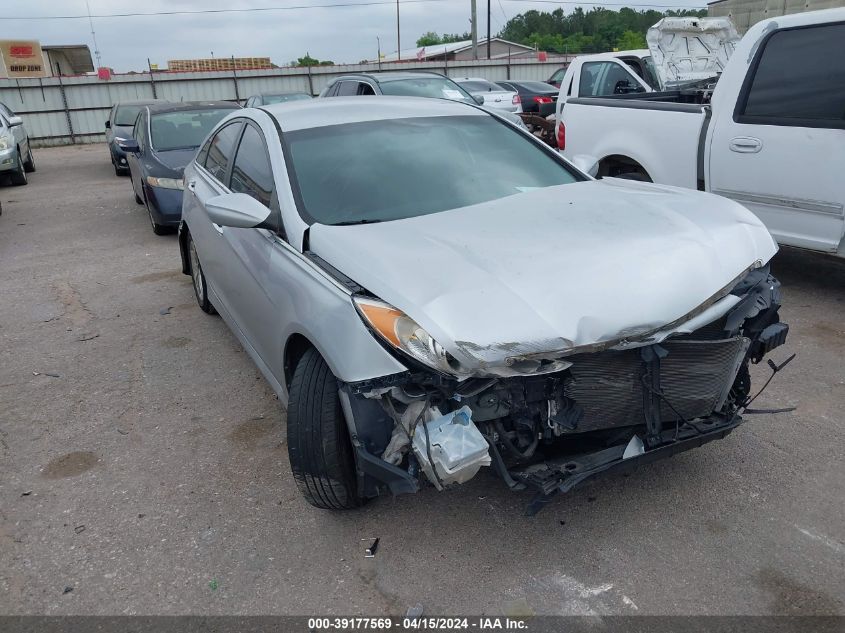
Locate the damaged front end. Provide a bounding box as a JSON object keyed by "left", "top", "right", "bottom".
{"left": 340, "top": 264, "right": 789, "bottom": 513}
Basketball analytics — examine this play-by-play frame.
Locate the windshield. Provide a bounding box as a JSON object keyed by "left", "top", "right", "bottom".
{"left": 287, "top": 116, "right": 580, "bottom": 225}
{"left": 379, "top": 77, "right": 473, "bottom": 103}
{"left": 115, "top": 105, "right": 144, "bottom": 126}
{"left": 150, "top": 109, "right": 234, "bottom": 151}
{"left": 263, "top": 93, "right": 312, "bottom": 104}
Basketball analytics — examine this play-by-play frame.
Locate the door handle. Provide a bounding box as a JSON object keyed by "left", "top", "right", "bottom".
{"left": 729, "top": 136, "right": 762, "bottom": 153}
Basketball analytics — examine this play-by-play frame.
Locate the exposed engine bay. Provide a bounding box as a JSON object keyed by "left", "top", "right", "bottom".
{"left": 339, "top": 264, "right": 790, "bottom": 514}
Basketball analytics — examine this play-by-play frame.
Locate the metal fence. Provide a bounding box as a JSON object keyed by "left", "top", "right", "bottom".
{"left": 0, "top": 56, "right": 575, "bottom": 148}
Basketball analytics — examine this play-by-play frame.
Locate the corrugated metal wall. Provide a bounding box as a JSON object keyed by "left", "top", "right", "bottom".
{"left": 0, "top": 56, "right": 575, "bottom": 148}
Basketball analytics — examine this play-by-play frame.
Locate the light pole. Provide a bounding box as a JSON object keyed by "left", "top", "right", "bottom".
{"left": 396, "top": 0, "right": 401, "bottom": 61}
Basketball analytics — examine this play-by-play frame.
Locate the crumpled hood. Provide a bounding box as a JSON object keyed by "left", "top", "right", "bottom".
{"left": 647, "top": 17, "right": 740, "bottom": 88}
{"left": 309, "top": 180, "right": 776, "bottom": 370}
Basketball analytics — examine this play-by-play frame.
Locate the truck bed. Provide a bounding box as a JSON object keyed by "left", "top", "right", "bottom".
{"left": 561, "top": 94, "right": 709, "bottom": 190}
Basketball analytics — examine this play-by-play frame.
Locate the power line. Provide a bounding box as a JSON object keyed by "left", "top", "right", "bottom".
{"left": 0, "top": 0, "right": 708, "bottom": 20}
{"left": 0, "top": 0, "right": 451, "bottom": 20}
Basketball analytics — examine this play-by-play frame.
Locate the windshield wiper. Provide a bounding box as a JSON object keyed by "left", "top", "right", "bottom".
{"left": 331, "top": 219, "right": 383, "bottom": 226}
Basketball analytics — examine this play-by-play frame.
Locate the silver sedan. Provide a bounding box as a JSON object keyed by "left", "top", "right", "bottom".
{"left": 179, "top": 96, "right": 787, "bottom": 513}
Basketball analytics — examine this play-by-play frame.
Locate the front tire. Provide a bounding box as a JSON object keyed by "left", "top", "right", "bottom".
{"left": 287, "top": 348, "right": 361, "bottom": 510}
{"left": 23, "top": 146, "right": 35, "bottom": 173}
{"left": 188, "top": 232, "right": 215, "bottom": 314}
{"left": 10, "top": 150, "right": 27, "bottom": 186}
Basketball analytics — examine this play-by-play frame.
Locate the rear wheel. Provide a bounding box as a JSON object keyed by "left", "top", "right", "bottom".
{"left": 9, "top": 150, "right": 27, "bottom": 186}
{"left": 188, "top": 232, "right": 215, "bottom": 314}
{"left": 287, "top": 348, "right": 361, "bottom": 510}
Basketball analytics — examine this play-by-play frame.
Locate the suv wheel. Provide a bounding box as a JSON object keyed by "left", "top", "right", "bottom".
{"left": 23, "top": 147, "right": 35, "bottom": 173}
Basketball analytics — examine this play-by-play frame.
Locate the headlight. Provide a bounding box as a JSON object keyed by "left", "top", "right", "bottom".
{"left": 146, "top": 176, "right": 184, "bottom": 190}
{"left": 353, "top": 296, "right": 468, "bottom": 377}
{"left": 0, "top": 135, "right": 11, "bottom": 151}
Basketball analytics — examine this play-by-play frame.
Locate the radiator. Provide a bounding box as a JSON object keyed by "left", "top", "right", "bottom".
{"left": 564, "top": 337, "right": 750, "bottom": 432}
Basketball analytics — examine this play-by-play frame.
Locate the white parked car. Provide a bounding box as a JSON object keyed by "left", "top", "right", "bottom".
{"left": 0, "top": 102, "right": 35, "bottom": 186}
{"left": 558, "top": 9, "right": 845, "bottom": 257}
{"left": 177, "top": 97, "right": 789, "bottom": 513}
{"left": 454, "top": 77, "right": 521, "bottom": 113}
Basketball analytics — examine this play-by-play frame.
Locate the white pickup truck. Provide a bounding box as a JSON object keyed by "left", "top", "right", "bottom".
{"left": 558, "top": 9, "right": 845, "bottom": 257}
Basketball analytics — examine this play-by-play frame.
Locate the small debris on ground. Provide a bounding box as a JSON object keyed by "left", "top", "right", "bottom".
{"left": 74, "top": 525, "right": 86, "bottom": 534}
{"left": 62, "top": 586, "right": 73, "bottom": 595}
{"left": 559, "top": 520, "right": 566, "bottom": 525}
{"left": 116, "top": 428, "right": 129, "bottom": 436}
{"left": 362, "top": 537, "right": 380, "bottom": 558}
{"left": 208, "top": 579, "right": 219, "bottom": 591}
{"left": 138, "top": 514, "right": 145, "bottom": 519}
{"left": 159, "top": 307, "right": 172, "bottom": 315}
{"left": 77, "top": 333, "right": 99, "bottom": 342}
{"left": 406, "top": 604, "right": 424, "bottom": 618}
{"left": 20, "top": 490, "right": 32, "bottom": 497}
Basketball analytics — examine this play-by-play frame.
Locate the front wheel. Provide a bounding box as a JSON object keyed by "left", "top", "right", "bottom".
{"left": 9, "top": 150, "right": 27, "bottom": 186}
{"left": 287, "top": 348, "right": 361, "bottom": 510}
{"left": 23, "top": 147, "right": 35, "bottom": 173}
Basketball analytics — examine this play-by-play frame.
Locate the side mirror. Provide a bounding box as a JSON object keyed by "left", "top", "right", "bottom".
{"left": 473, "top": 94, "right": 484, "bottom": 105}
{"left": 116, "top": 137, "right": 140, "bottom": 153}
{"left": 571, "top": 154, "right": 599, "bottom": 178}
{"left": 205, "top": 193, "right": 271, "bottom": 229}
{"left": 8, "top": 116, "right": 23, "bottom": 127}
{"left": 105, "top": 120, "right": 111, "bottom": 129}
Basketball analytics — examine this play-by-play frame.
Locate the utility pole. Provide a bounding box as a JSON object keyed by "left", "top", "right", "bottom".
{"left": 377, "top": 37, "right": 382, "bottom": 70}
{"left": 487, "top": 0, "right": 491, "bottom": 59}
{"left": 471, "top": 0, "right": 478, "bottom": 60}
{"left": 396, "top": 0, "right": 401, "bottom": 61}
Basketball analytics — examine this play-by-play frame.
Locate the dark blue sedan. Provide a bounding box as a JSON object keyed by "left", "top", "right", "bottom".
{"left": 120, "top": 101, "right": 240, "bottom": 234}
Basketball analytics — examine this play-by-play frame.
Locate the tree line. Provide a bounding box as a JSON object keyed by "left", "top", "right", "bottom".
{"left": 417, "top": 7, "right": 708, "bottom": 54}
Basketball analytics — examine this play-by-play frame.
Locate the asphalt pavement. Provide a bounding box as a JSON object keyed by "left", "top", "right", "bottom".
{"left": 1, "top": 145, "right": 843, "bottom": 616}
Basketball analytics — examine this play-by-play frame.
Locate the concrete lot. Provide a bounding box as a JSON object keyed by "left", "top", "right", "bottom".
{"left": 0, "top": 145, "right": 843, "bottom": 616}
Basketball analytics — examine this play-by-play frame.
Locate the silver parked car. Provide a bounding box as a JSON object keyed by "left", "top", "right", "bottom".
{"left": 0, "top": 102, "right": 35, "bottom": 185}
{"left": 178, "top": 97, "right": 788, "bottom": 513}
{"left": 454, "top": 77, "right": 521, "bottom": 113}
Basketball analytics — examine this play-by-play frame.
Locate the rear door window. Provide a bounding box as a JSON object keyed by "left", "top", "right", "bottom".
{"left": 204, "top": 121, "right": 243, "bottom": 183}
{"left": 738, "top": 23, "right": 845, "bottom": 128}
{"left": 336, "top": 81, "right": 359, "bottom": 96}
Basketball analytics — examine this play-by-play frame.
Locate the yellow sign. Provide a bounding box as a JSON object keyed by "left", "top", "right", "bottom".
{"left": 0, "top": 40, "right": 47, "bottom": 78}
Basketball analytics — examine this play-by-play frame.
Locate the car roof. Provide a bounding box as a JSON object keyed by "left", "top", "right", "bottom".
{"left": 114, "top": 99, "right": 168, "bottom": 107}
{"left": 262, "top": 96, "right": 487, "bottom": 132}
{"left": 499, "top": 80, "right": 556, "bottom": 89}
{"left": 333, "top": 71, "right": 448, "bottom": 84}
{"left": 146, "top": 101, "right": 240, "bottom": 114}
{"left": 260, "top": 91, "right": 309, "bottom": 96}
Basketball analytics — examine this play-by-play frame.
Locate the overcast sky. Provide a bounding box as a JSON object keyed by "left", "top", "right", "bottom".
{"left": 3, "top": 0, "right": 707, "bottom": 72}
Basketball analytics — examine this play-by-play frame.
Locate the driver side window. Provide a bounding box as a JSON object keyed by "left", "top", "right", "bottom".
{"left": 132, "top": 112, "right": 146, "bottom": 148}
